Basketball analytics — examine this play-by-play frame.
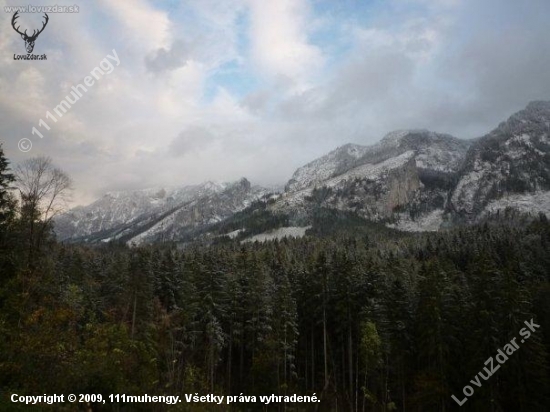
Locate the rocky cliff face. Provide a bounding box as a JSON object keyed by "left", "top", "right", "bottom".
{"left": 386, "top": 156, "right": 422, "bottom": 211}
{"left": 322, "top": 154, "right": 422, "bottom": 218}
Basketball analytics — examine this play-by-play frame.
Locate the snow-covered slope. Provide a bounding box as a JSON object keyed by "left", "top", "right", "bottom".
{"left": 374, "top": 130, "right": 469, "bottom": 173}
{"left": 285, "top": 131, "right": 469, "bottom": 195}
{"left": 285, "top": 144, "right": 371, "bottom": 192}
{"left": 450, "top": 101, "right": 550, "bottom": 218}
{"left": 55, "top": 178, "right": 268, "bottom": 244}
{"left": 126, "top": 178, "right": 268, "bottom": 245}
{"left": 277, "top": 104, "right": 550, "bottom": 230}
{"left": 55, "top": 182, "right": 226, "bottom": 240}
{"left": 483, "top": 191, "right": 550, "bottom": 216}
{"left": 275, "top": 130, "right": 470, "bottom": 229}
{"left": 275, "top": 151, "right": 421, "bottom": 219}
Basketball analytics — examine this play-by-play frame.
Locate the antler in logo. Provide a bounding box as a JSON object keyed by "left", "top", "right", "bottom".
{"left": 11, "top": 11, "right": 49, "bottom": 54}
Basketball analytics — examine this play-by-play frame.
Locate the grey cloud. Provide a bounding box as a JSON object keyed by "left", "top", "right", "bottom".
{"left": 240, "top": 90, "right": 272, "bottom": 114}
{"left": 450, "top": 30, "right": 550, "bottom": 112}
{"left": 273, "top": 0, "right": 550, "bottom": 141}
{"left": 328, "top": 51, "right": 414, "bottom": 111}
{"left": 423, "top": 0, "right": 550, "bottom": 137}
{"left": 145, "top": 40, "right": 192, "bottom": 73}
{"left": 169, "top": 126, "right": 216, "bottom": 156}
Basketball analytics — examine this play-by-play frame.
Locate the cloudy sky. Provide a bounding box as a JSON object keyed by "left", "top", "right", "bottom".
{"left": 1, "top": 0, "right": 549, "bottom": 205}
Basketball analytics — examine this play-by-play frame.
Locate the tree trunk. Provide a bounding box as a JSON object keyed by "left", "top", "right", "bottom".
{"left": 227, "top": 324, "right": 232, "bottom": 393}
{"left": 348, "top": 320, "right": 353, "bottom": 410}
{"left": 311, "top": 327, "right": 315, "bottom": 391}
{"left": 362, "top": 367, "right": 367, "bottom": 412}
{"left": 323, "top": 305, "right": 328, "bottom": 390}
{"left": 131, "top": 291, "right": 137, "bottom": 339}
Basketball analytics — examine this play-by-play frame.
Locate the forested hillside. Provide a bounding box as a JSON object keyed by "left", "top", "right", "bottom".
{"left": 1, "top": 147, "right": 549, "bottom": 411}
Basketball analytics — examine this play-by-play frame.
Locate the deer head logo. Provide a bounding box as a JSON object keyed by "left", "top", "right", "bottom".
{"left": 11, "top": 11, "right": 49, "bottom": 54}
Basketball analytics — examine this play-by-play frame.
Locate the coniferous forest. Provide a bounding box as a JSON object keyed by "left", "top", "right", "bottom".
{"left": 1, "top": 147, "right": 549, "bottom": 411}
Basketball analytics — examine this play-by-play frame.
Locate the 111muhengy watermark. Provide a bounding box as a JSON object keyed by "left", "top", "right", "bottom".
{"left": 18, "top": 49, "right": 120, "bottom": 152}
{"left": 452, "top": 318, "right": 541, "bottom": 406}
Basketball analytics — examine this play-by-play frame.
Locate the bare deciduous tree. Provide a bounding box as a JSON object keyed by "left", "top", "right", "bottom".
{"left": 15, "top": 156, "right": 72, "bottom": 265}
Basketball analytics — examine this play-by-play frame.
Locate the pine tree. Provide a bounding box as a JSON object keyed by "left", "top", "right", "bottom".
{"left": 0, "top": 144, "right": 15, "bottom": 230}
{"left": 0, "top": 144, "right": 16, "bottom": 280}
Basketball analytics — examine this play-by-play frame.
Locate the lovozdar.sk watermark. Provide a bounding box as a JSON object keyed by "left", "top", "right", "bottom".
{"left": 452, "top": 318, "right": 541, "bottom": 406}
{"left": 4, "top": 5, "right": 79, "bottom": 13}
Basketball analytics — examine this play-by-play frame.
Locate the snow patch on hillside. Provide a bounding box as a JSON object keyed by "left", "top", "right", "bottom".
{"left": 241, "top": 226, "right": 311, "bottom": 243}
{"left": 484, "top": 191, "right": 550, "bottom": 216}
{"left": 387, "top": 209, "right": 444, "bottom": 232}
{"left": 225, "top": 229, "right": 243, "bottom": 239}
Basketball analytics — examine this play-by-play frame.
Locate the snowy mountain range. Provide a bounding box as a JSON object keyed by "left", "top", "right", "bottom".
{"left": 55, "top": 178, "right": 268, "bottom": 244}
{"left": 55, "top": 101, "right": 550, "bottom": 244}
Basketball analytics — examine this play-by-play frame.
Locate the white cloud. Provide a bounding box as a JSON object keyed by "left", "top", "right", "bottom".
{"left": 97, "top": 0, "right": 170, "bottom": 51}
{"left": 247, "top": 0, "right": 324, "bottom": 90}
{"left": 1, "top": 0, "right": 549, "bottom": 207}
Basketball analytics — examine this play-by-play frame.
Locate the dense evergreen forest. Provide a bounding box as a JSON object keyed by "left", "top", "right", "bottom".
{"left": 0, "top": 147, "right": 549, "bottom": 411}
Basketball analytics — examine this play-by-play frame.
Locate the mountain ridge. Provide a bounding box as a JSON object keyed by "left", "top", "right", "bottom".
{"left": 55, "top": 101, "right": 550, "bottom": 243}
